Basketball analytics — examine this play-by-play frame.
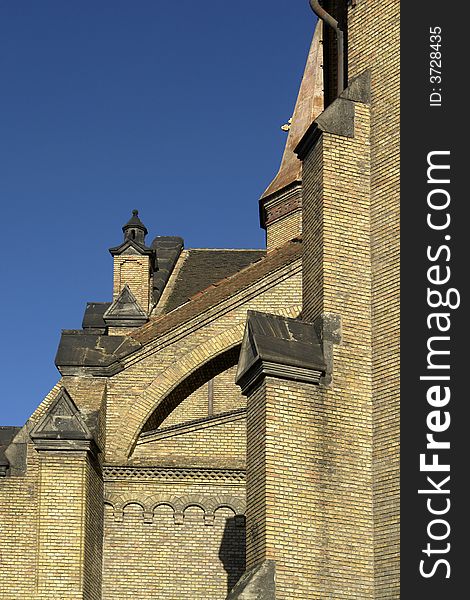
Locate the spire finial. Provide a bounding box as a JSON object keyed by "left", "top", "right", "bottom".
{"left": 122, "top": 209, "right": 148, "bottom": 244}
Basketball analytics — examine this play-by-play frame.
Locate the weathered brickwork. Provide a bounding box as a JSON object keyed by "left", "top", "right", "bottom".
{"left": 0, "top": 3, "right": 399, "bottom": 597}
{"left": 301, "top": 101, "right": 375, "bottom": 597}
{"left": 0, "top": 445, "right": 40, "bottom": 600}
{"left": 348, "top": 1, "right": 400, "bottom": 595}
{"left": 265, "top": 210, "right": 301, "bottom": 250}
{"left": 36, "top": 451, "right": 103, "bottom": 600}
{"left": 132, "top": 418, "right": 246, "bottom": 467}
{"left": 106, "top": 266, "right": 302, "bottom": 464}
{"left": 102, "top": 504, "right": 244, "bottom": 599}
{"left": 0, "top": 259, "right": 300, "bottom": 600}
{"left": 113, "top": 254, "right": 151, "bottom": 312}
{"left": 155, "top": 365, "right": 244, "bottom": 430}
{"left": 301, "top": 137, "right": 324, "bottom": 321}
{"left": 244, "top": 381, "right": 266, "bottom": 570}
{"left": 157, "top": 380, "right": 210, "bottom": 428}
{"left": 245, "top": 377, "right": 329, "bottom": 599}
{"left": 213, "top": 365, "right": 245, "bottom": 414}
{"left": 103, "top": 477, "right": 246, "bottom": 599}
{"left": 83, "top": 457, "right": 104, "bottom": 600}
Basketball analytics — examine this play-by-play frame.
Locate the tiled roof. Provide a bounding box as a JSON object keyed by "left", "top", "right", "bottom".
{"left": 131, "top": 239, "right": 302, "bottom": 345}
{"left": 163, "top": 249, "right": 266, "bottom": 314}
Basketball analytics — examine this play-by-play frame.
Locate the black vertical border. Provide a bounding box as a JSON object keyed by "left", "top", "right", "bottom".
{"left": 401, "top": 1, "right": 468, "bottom": 597}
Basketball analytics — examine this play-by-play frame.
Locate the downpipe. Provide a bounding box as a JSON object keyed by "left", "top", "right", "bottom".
{"left": 309, "top": 0, "right": 344, "bottom": 96}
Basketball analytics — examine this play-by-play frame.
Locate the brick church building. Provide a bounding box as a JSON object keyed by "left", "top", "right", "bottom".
{"left": 0, "top": 1, "right": 399, "bottom": 598}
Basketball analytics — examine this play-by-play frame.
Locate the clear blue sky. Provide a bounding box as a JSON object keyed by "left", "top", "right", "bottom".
{"left": 0, "top": 1, "right": 316, "bottom": 425}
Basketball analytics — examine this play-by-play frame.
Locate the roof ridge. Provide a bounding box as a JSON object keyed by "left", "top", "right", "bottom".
{"left": 130, "top": 238, "right": 302, "bottom": 346}
{"left": 185, "top": 248, "right": 266, "bottom": 252}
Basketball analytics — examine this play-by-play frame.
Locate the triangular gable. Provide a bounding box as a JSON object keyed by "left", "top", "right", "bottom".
{"left": 103, "top": 285, "right": 148, "bottom": 327}
{"left": 108, "top": 238, "right": 154, "bottom": 257}
{"left": 30, "top": 387, "right": 92, "bottom": 441}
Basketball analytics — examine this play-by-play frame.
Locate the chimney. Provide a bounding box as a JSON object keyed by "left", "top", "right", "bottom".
{"left": 108, "top": 210, "right": 156, "bottom": 314}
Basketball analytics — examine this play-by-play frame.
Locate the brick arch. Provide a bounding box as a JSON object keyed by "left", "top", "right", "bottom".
{"left": 145, "top": 494, "right": 181, "bottom": 514}
{"left": 122, "top": 500, "right": 145, "bottom": 512}
{"left": 124, "top": 323, "right": 246, "bottom": 458}
{"left": 104, "top": 492, "right": 245, "bottom": 521}
{"left": 141, "top": 344, "right": 241, "bottom": 434}
{"left": 179, "top": 494, "right": 209, "bottom": 514}
{"left": 122, "top": 304, "right": 301, "bottom": 459}
{"left": 207, "top": 494, "right": 246, "bottom": 516}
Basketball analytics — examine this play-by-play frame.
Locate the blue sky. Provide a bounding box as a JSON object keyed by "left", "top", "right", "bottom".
{"left": 0, "top": 1, "right": 316, "bottom": 425}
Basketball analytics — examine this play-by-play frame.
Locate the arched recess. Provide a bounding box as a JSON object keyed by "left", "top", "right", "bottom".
{"left": 124, "top": 323, "right": 246, "bottom": 459}
{"left": 141, "top": 345, "right": 241, "bottom": 433}
{"left": 104, "top": 492, "right": 246, "bottom": 522}
{"left": 122, "top": 305, "right": 301, "bottom": 460}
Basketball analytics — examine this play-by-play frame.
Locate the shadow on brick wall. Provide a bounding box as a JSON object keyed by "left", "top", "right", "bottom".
{"left": 218, "top": 516, "right": 246, "bottom": 594}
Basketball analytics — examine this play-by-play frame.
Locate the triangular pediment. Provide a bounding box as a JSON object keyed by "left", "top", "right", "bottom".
{"left": 30, "top": 387, "right": 92, "bottom": 441}
{"left": 103, "top": 285, "right": 148, "bottom": 326}
{"left": 120, "top": 245, "right": 141, "bottom": 256}
{"left": 108, "top": 238, "right": 154, "bottom": 257}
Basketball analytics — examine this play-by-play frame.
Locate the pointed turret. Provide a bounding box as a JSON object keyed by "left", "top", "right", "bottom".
{"left": 260, "top": 21, "right": 324, "bottom": 250}
{"left": 108, "top": 210, "right": 156, "bottom": 315}
{"left": 109, "top": 209, "right": 154, "bottom": 257}
{"left": 122, "top": 209, "right": 148, "bottom": 245}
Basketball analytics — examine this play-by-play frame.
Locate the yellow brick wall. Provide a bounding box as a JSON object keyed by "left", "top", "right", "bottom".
{"left": 245, "top": 372, "right": 374, "bottom": 599}
{"left": 301, "top": 137, "right": 323, "bottom": 321}
{"left": 131, "top": 418, "right": 246, "bottom": 468}
{"left": 0, "top": 260, "right": 300, "bottom": 600}
{"left": 102, "top": 504, "right": 244, "bottom": 599}
{"left": 46, "top": 262, "right": 295, "bottom": 600}
{"left": 156, "top": 364, "right": 244, "bottom": 430}
{"left": 0, "top": 3, "right": 400, "bottom": 597}
{"left": 83, "top": 457, "right": 104, "bottom": 600}
{"left": 103, "top": 478, "right": 246, "bottom": 600}
{"left": 0, "top": 445, "right": 40, "bottom": 600}
{"left": 213, "top": 365, "right": 244, "bottom": 413}
{"left": 158, "top": 381, "right": 209, "bottom": 428}
{"left": 113, "top": 255, "right": 151, "bottom": 312}
{"left": 348, "top": 1, "right": 400, "bottom": 595}
{"left": 301, "top": 101, "right": 375, "bottom": 597}
{"left": 266, "top": 210, "right": 302, "bottom": 251}
{"left": 36, "top": 450, "right": 103, "bottom": 600}
{"left": 263, "top": 379, "right": 323, "bottom": 599}
{"left": 0, "top": 382, "right": 101, "bottom": 600}
{"left": 245, "top": 380, "right": 266, "bottom": 570}
{"left": 98, "top": 266, "right": 301, "bottom": 597}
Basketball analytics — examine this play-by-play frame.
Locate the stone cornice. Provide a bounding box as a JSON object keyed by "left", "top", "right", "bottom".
{"left": 236, "top": 311, "right": 326, "bottom": 396}
{"left": 236, "top": 360, "right": 324, "bottom": 396}
{"left": 32, "top": 437, "right": 100, "bottom": 457}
